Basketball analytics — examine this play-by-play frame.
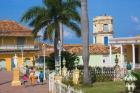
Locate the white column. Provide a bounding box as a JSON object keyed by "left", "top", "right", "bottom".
{"left": 109, "top": 45, "right": 112, "bottom": 66}
{"left": 120, "top": 44, "right": 123, "bottom": 68}
{"left": 132, "top": 44, "right": 135, "bottom": 69}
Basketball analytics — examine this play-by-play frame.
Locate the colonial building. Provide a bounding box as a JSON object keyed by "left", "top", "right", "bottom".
{"left": 109, "top": 35, "right": 140, "bottom": 69}
{"left": 93, "top": 15, "right": 113, "bottom": 46}
{"left": 38, "top": 44, "right": 119, "bottom": 67}
{"left": 0, "top": 20, "right": 39, "bottom": 71}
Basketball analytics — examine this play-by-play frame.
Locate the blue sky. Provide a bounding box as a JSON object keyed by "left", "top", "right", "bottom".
{"left": 0, "top": 0, "right": 140, "bottom": 44}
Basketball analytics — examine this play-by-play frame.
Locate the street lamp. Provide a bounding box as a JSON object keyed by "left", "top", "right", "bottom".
{"left": 57, "top": 40, "right": 62, "bottom": 75}
{"left": 42, "top": 43, "right": 46, "bottom": 80}
{"left": 21, "top": 47, "right": 24, "bottom": 65}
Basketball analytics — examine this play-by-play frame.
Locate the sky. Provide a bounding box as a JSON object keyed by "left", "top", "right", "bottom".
{"left": 0, "top": 0, "right": 140, "bottom": 44}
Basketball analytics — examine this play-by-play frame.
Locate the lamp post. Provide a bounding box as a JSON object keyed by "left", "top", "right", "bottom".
{"left": 42, "top": 43, "right": 46, "bottom": 80}
{"left": 57, "top": 40, "right": 62, "bottom": 75}
{"left": 21, "top": 47, "right": 24, "bottom": 65}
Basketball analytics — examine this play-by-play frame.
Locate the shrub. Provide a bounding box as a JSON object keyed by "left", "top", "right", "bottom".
{"left": 132, "top": 69, "right": 140, "bottom": 89}
{"left": 46, "top": 51, "right": 79, "bottom": 70}
{"left": 62, "top": 74, "right": 74, "bottom": 86}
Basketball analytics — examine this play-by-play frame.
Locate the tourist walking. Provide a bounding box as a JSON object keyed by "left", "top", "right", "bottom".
{"left": 39, "top": 71, "right": 44, "bottom": 85}
{"left": 29, "top": 67, "right": 35, "bottom": 86}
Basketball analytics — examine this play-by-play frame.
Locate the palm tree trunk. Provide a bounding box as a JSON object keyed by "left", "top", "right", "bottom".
{"left": 81, "top": 0, "right": 91, "bottom": 84}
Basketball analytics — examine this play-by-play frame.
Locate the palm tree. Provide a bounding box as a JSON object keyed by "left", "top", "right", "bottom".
{"left": 21, "top": 0, "right": 81, "bottom": 68}
{"left": 81, "top": 0, "right": 91, "bottom": 84}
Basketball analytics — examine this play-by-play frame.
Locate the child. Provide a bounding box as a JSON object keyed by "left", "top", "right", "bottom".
{"left": 23, "top": 74, "right": 27, "bottom": 87}
{"left": 39, "top": 71, "right": 44, "bottom": 85}
{"left": 36, "top": 75, "right": 40, "bottom": 84}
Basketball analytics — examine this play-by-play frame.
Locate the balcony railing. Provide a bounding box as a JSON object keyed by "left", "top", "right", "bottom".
{"left": 0, "top": 45, "right": 39, "bottom": 50}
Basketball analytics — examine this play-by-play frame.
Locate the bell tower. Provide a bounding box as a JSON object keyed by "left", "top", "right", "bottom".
{"left": 93, "top": 14, "right": 113, "bottom": 46}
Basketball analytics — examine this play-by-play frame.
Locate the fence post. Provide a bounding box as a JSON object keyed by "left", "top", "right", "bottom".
{"left": 49, "top": 74, "right": 51, "bottom": 92}
{"left": 67, "top": 85, "right": 71, "bottom": 93}
{"left": 52, "top": 78, "right": 54, "bottom": 93}
{"left": 59, "top": 83, "right": 61, "bottom": 93}
{"left": 113, "top": 70, "right": 115, "bottom": 81}
{"left": 79, "top": 90, "right": 83, "bottom": 93}
{"left": 102, "top": 67, "right": 103, "bottom": 74}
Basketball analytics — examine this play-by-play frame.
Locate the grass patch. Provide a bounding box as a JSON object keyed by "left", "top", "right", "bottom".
{"left": 75, "top": 81, "right": 126, "bottom": 93}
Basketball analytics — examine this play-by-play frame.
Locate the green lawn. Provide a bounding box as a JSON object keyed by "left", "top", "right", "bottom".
{"left": 78, "top": 81, "right": 126, "bottom": 93}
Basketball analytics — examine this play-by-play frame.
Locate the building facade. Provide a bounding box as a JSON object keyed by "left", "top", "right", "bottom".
{"left": 0, "top": 20, "right": 39, "bottom": 71}
{"left": 109, "top": 36, "right": 140, "bottom": 69}
{"left": 40, "top": 44, "right": 120, "bottom": 67}
{"left": 93, "top": 15, "right": 113, "bottom": 46}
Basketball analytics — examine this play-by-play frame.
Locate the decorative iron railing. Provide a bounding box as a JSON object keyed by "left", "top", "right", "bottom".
{"left": 0, "top": 45, "right": 39, "bottom": 50}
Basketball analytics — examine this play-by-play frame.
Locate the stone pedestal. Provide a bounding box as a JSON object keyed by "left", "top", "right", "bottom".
{"left": 11, "top": 68, "right": 21, "bottom": 86}
{"left": 114, "top": 65, "right": 121, "bottom": 81}
{"left": 73, "top": 69, "right": 80, "bottom": 85}
{"left": 54, "top": 75, "right": 62, "bottom": 83}
{"left": 62, "top": 67, "right": 67, "bottom": 77}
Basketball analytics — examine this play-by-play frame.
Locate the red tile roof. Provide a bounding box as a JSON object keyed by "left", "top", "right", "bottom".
{"left": 38, "top": 44, "right": 120, "bottom": 56}
{"left": 0, "top": 20, "right": 32, "bottom": 36}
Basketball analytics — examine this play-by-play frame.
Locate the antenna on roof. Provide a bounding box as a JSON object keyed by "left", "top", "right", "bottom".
{"left": 103, "top": 13, "right": 107, "bottom": 16}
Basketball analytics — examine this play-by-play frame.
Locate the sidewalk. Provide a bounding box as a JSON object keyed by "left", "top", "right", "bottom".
{"left": 0, "top": 71, "right": 49, "bottom": 93}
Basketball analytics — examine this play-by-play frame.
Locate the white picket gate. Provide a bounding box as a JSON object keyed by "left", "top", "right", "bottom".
{"left": 49, "top": 72, "right": 83, "bottom": 93}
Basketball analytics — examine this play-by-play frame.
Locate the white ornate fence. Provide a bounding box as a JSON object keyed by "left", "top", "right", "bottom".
{"left": 93, "top": 67, "right": 116, "bottom": 81}
{"left": 49, "top": 72, "right": 83, "bottom": 93}
{"left": 93, "top": 66, "right": 127, "bottom": 81}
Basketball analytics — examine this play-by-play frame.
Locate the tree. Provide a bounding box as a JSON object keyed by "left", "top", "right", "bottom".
{"left": 81, "top": 0, "right": 91, "bottom": 84}
{"left": 21, "top": 0, "right": 81, "bottom": 68}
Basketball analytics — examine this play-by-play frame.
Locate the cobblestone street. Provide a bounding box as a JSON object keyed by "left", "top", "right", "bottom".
{"left": 0, "top": 71, "right": 49, "bottom": 93}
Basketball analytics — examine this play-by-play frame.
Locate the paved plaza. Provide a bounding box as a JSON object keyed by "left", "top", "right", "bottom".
{"left": 0, "top": 71, "right": 49, "bottom": 93}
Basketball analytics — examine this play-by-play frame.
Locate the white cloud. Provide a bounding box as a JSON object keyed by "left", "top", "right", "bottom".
{"left": 64, "top": 31, "right": 74, "bottom": 39}
{"left": 64, "top": 31, "right": 70, "bottom": 37}
{"left": 131, "top": 16, "right": 140, "bottom": 24}
{"left": 131, "top": 16, "right": 140, "bottom": 30}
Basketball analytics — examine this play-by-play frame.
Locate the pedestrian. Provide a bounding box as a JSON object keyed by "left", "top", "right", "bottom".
{"left": 29, "top": 67, "right": 35, "bottom": 86}
{"left": 29, "top": 72, "right": 35, "bottom": 86}
{"left": 39, "top": 71, "right": 44, "bottom": 85}
{"left": 22, "top": 74, "right": 28, "bottom": 87}
{"left": 36, "top": 75, "right": 40, "bottom": 84}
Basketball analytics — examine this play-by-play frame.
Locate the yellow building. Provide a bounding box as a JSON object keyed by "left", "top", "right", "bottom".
{"left": 0, "top": 20, "right": 39, "bottom": 71}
